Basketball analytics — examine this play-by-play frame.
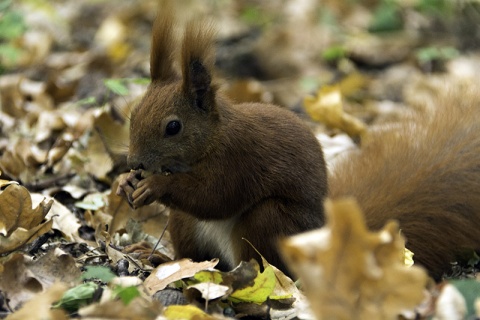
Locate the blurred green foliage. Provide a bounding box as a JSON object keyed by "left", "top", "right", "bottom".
{"left": 416, "top": 46, "right": 459, "bottom": 64}
{"left": 0, "top": 0, "right": 27, "bottom": 72}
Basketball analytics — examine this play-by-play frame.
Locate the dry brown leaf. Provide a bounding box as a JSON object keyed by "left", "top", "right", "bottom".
{"left": 0, "top": 184, "right": 54, "bottom": 253}
{"left": 34, "top": 111, "right": 67, "bottom": 143}
{"left": 31, "top": 193, "right": 82, "bottom": 242}
{"left": 94, "top": 108, "right": 130, "bottom": 157}
{"left": 0, "top": 147, "right": 28, "bottom": 180}
{"left": 0, "top": 220, "right": 53, "bottom": 254}
{"left": 0, "top": 253, "right": 40, "bottom": 310}
{"left": 0, "top": 74, "right": 26, "bottom": 118}
{"left": 82, "top": 130, "right": 113, "bottom": 182}
{"left": 0, "top": 174, "right": 18, "bottom": 189}
{"left": 144, "top": 259, "right": 219, "bottom": 295}
{"left": 0, "top": 249, "right": 80, "bottom": 310}
{"left": 0, "top": 184, "right": 52, "bottom": 234}
{"left": 281, "top": 198, "right": 428, "bottom": 320}
{"left": 5, "top": 282, "right": 69, "bottom": 320}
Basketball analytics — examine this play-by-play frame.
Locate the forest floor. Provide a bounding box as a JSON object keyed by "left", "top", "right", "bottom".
{"left": 1, "top": 0, "right": 480, "bottom": 319}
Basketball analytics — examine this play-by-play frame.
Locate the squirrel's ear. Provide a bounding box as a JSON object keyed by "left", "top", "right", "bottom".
{"left": 150, "top": 3, "right": 177, "bottom": 81}
{"left": 181, "top": 20, "right": 216, "bottom": 111}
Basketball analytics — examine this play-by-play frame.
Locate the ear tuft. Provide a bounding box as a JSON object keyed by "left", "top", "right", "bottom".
{"left": 181, "top": 20, "right": 216, "bottom": 111}
{"left": 150, "top": 1, "right": 177, "bottom": 81}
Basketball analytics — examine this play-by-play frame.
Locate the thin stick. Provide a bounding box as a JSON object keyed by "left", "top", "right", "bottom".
{"left": 150, "top": 220, "right": 169, "bottom": 257}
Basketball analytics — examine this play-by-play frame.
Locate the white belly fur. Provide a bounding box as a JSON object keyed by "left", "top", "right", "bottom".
{"left": 194, "top": 216, "right": 239, "bottom": 268}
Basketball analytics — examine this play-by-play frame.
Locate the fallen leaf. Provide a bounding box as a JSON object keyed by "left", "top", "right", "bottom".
{"left": 0, "top": 184, "right": 52, "bottom": 236}
{"left": 186, "top": 282, "right": 230, "bottom": 301}
{"left": 31, "top": 193, "right": 82, "bottom": 242}
{"left": 0, "top": 249, "right": 80, "bottom": 310}
{"left": 229, "top": 260, "right": 276, "bottom": 304}
{"left": 5, "top": 282, "right": 68, "bottom": 320}
{"left": 52, "top": 282, "right": 99, "bottom": 313}
{"left": 0, "top": 184, "right": 54, "bottom": 253}
{"left": 82, "top": 130, "right": 113, "bottom": 182}
{"left": 78, "top": 297, "right": 162, "bottom": 320}
{"left": 144, "top": 259, "right": 219, "bottom": 295}
{"left": 163, "top": 305, "right": 215, "bottom": 320}
{"left": 303, "top": 85, "right": 366, "bottom": 139}
{"left": 281, "top": 198, "right": 428, "bottom": 320}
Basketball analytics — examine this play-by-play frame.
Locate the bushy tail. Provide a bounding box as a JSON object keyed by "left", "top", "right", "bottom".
{"left": 329, "top": 85, "right": 480, "bottom": 278}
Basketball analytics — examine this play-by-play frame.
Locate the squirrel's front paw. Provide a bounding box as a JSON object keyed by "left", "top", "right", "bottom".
{"left": 131, "top": 174, "right": 167, "bottom": 208}
{"left": 116, "top": 170, "right": 142, "bottom": 208}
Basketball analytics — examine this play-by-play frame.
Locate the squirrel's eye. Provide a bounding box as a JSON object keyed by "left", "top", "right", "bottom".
{"left": 165, "top": 120, "right": 182, "bottom": 136}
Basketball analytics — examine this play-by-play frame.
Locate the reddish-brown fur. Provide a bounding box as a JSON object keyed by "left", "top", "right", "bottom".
{"left": 117, "top": 9, "right": 327, "bottom": 276}
{"left": 329, "top": 90, "right": 480, "bottom": 279}
{"left": 118, "top": 7, "right": 480, "bottom": 280}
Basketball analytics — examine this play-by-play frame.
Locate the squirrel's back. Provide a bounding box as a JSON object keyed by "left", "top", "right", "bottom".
{"left": 329, "top": 88, "right": 480, "bottom": 278}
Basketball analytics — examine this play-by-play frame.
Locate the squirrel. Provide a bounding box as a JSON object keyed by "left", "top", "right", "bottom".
{"left": 116, "top": 11, "right": 327, "bottom": 276}
{"left": 117, "top": 9, "right": 480, "bottom": 280}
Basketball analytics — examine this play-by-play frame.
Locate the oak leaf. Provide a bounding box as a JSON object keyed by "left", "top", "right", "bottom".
{"left": 281, "top": 198, "right": 428, "bottom": 320}
{"left": 0, "top": 184, "right": 53, "bottom": 253}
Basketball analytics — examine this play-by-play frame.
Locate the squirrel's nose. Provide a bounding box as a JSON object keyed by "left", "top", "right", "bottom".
{"left": 127, "top": 155, "right": 145, "bottom": 170}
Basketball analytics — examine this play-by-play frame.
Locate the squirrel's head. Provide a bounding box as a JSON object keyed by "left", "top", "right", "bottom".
{"left": 128, "top": 11, "right": 218, "bottom": 174}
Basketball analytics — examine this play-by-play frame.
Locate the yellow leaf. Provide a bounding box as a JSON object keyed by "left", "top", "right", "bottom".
{"left": 303, "top": 85, "right": 366, "bottom": 139}
{"left": 404, "top": 248, "right": 415, "bottom": 267}
{"left": 164, "top": 305, "right": 214, "bottom": 320}
{"left": 194, "top": 270, "right": 224, "bottom": 284}
{"left": 229, "top": 262, "right": 276, "bottom": 304}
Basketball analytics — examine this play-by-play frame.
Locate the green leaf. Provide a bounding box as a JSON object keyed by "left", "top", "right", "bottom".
{"left": 368, "top": 1, "right": 403, "bottom": 33}
{"left": 82, "top": 266, "right": 116, "bottom": 283}
{"left": 240, "top": 5, "right": 271, "bottom": 27}
{"left": 130, "top": 77, "right": 151, "bottom": 85}
{"left": 104, "top": 79, "right": 130, "bottom": 96}
{"left": 0, "top": 44, "right": 23, "bottom": 65}
{"left": 322, "top": 46, "right": 346, "bottom": 62}
{"left": 112, "top": 285, "right": 140, "bottom": 305}
{"left": 52, "top": 282, "right": 98, "bottom": 313}
{"left": 416, "top": 0, "right": 453, "bottom": 17}
{"left": 229, "top": 265, "right": 276, "bottom": 304}
{"left": 416, "top": 46, "right": 459, "bottom": 63}
{"left": 0, "top": 11, "right": 26, "bottom": 40}
{"left": 451, "top": 280, "right": 480, "bottom": 317}
{"left": 76, "top": 96, "right": 97, "bottom": 105}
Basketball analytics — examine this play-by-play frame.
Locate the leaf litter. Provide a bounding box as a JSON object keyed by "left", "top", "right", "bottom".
{"left": 1, "top": 0, "right": 479, "bottom": 319}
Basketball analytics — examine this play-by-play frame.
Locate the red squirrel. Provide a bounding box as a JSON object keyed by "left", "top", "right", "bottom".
{"left": 116, "top": 11, "right": 327, "bottom": 276}
{"left": 117, "top": 9, "right": 480, "bottom": 279}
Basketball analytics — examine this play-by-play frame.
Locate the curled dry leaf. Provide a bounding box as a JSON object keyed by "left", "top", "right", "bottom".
{"left": 4, "top": 282, "right": 69, "bottom": 320}
{"left": 29, "top": 193, "right": 82, "bottom": 243}
{"left": 281, "top": 198, "right": 428, "bottom": 320}
{"left": 303, "top": 85, "right": 366, "bottom": 139}
{"left": 186, "top": 282, "right": 230, "bottom": 301}
{"left": 144, "top": 259, "right": 219, "bottom": 295}
{"left": 0, "top": 184, "right": 53, "bottom": 253}
{"left": 0, "top": 249, "right": 80, "bottom": 310}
